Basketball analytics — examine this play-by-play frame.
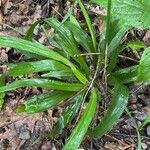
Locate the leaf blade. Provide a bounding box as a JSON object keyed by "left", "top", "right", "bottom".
{"left": 8, "top": 60, "right": 70, "bottom": 76}
{"left": 0, "top": 36, "right": 88, "bottom": 84}
{"left": 50, "top": 92, "right": 85, "bottom": 137}
{"left": 88, "top": 83, "right": 129, "bottom": 138}
{"left": 0, "top": 79, "right": 84, "bottom": 92}
{"left": 63, "top": 88, "right": 97, "bottom": 150}
{"left": 78, "top": 0, "right": 97, "bottom": 51}
{"left": 109, "top": 65, "right": 138, "bottom": 84}
{"left": 45, "top": 18, "right": 90, "bottom": 74}
{"left": 65, "top": 21, "right": 95, "bottom": 53}
{"left": 20, "top": 91, "right": 74, "bottom": 113}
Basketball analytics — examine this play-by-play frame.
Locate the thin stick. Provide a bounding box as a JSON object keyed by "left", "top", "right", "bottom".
{"left": 51, "top": 6, "right": 63, "bottom": 18}
{"left": 118, "top": 55, "right": 139, "bottom": 62}
{"left": 74, "top": 56, "right": 101, "bottom": 125}
{"left": 75, "top": 53, "right": 138, "bottom": 63}
{"left": 103, "top": 0, "right": 112, "bottom": 91}
{"left": 74, "top": 53, "right": 101, "bottom": 57}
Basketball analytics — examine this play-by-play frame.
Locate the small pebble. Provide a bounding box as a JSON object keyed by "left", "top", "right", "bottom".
{"left": 18, "top": 124, "right": 31, "bottom": 140}
{"left": 126, "top": 118, "right": 137, "bottom": 129}
{"left": 19, "top": 130, "right": 31, "bottom": 140}
{"left": 143, "top": 98, "right": 150, "bottom": 106}
{"left": 129, "top": 94, "right": 137, "bottom": 104}
{"left": 141, "top": 143, "right": 147, "bottom": 149}
{"left": 146, "top": 125, "right": 150, "bottom": 136}
{"left": 130, "top": 104, "right": 137, "bottom": 111}
{"left": 135, "top": 112, "right": 147, "bottom": 121}
{"left": 52, "top": 144, "right": 57, "bottom": 150}
{"left": 142, "top": 107, "right": 150, "bottom": 114}
{"left": 137, "top": 120, "right": 142, "bottom": 127}
{"left": 137, "top": 103, "right": 143, "bottom": 108}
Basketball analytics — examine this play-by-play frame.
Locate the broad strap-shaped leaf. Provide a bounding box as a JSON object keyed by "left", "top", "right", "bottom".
{"left": 0, "top": 36, "right": 88, "bottom": 84}
{"left": 0, "top": 75, "right": 6, "bottom": 108}
{"left": 45, "top": 18, "right": 89, "bottom": 74}
{"left": 78, "top": 0, "right": 97, "bottom": 51}
{"left": 41, "top": 70, "right": 74, "bottom": 79}
{"left": 108, "top": 27, "right": 129, "bottom": 71}
{"left": 0, "top": 79, "right": 83, "bottom": 93}
{"left": 8, "top": 60, "right": 70, "bottom": 77}
{"left": 45, "top": 18, "right": 78, "bottom": 55}
{"left": 138, "top": 47, "right": 150, "bottom": 82}
{"left": 64, "top": 21, "right": 95, "bottom": 53}
{"left": 88, "top": 83, "right": 129, "bottom": 138}
{"left": 109, "top": 65, "right": 138, "bottom": 84}
{"left": 63, "top": 88, "right": 97, "bottom": 150}
{"left": 18, "top": 91, "right": 74, "bottom": 113}
{"left": 50, "top": 92, "right": 85, "bottom": 137}
{"left": 90, "top": 0, "right": 150, "bottom": 29}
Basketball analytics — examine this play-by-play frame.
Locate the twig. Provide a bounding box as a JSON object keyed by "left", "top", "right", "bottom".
{"left": 51, "top": 6, "right": 63, "bottom": 18}
{"left": 111, "top": 132, "right": 150, "bottom": 140}
{"left": 106, "top": 134, "right": 127, "bottom": 146}
{"left": 74, "top": 55, "right": 101, "bottom": 125}
{"left": 103, "top": 0, "right": 112, "bottom": 92}
{"left": 118, "top": 55, "right": 139, "bottom": 62}
{"left": 74, "top": 53, "right": 100, "bottom": 57}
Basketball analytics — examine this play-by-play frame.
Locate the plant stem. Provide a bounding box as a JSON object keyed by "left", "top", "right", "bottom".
{"left": 104, "top": 0, "right": 112, "bottom": 89}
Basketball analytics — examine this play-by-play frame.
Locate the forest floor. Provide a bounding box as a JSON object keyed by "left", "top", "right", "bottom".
{"left": 0, "top": 0, "right": 150, "bottom": 149}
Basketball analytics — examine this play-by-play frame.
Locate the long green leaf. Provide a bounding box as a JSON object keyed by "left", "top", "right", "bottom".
{"left": 18, "top": 91, "right": 74, "bottom": 113}
{"left": 8, "top": 60, "right": 70, "bottom": 76}
{"left": 63, "top": 88, "right": 97, "bottom": 150}
{"left": 0, "top": 36, "right": 88, "bottom": 84}
{"left": 78, "top": 0, "right": 97, "bottom": 52}
{"left": 108, "top": 27, "right": 128, "bottom": 71}
{"left": 50, "top": 92, "right": 84, "bottom": 137}
{"left": 0, "top": 79, "right": 83, "bottom": 92}
{"left": 41, "top": 70, "right": 74, "bottom": 79}
{"left": 45, "top": 18, "right": 89, "bottom": 74}
{"left": 64, "top": 21, "right": 95, "bottom": 53}
{"left": 109, "top": 65, "right": 138, "bottom": 84}
{"left": 88, "top": 83, "right": 129, "bottom": 138}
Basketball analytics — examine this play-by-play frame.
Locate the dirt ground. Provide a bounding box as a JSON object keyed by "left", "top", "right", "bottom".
{"left": 0, "top": 0, "right": 150, "bottom": 149}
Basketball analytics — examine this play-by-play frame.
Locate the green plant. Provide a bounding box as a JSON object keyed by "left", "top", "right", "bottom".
{"left": 0, "top": 0, "right": 150, "bottom": 149}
